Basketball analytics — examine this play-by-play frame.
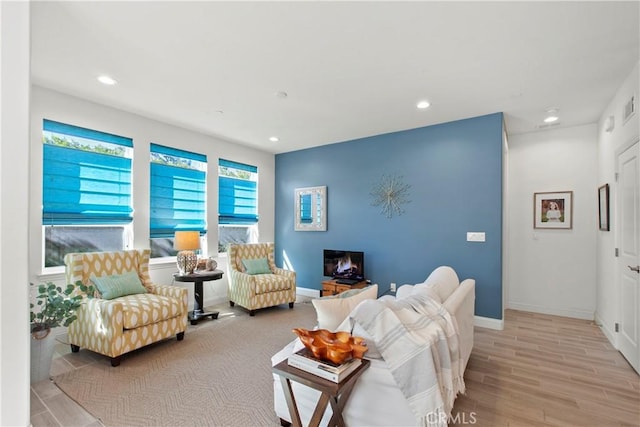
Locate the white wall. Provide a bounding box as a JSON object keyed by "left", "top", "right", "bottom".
{"left": 596, "top": 61, "right": 639, "bottom": 344}
{"left": 30, "top": 86, "right": 276, "bottom": 309}
{"left": 0, "top": 1, "right": 30, "bottom": 425}
{"left": 507, "top": 124, "right": 598, "bottom": 320}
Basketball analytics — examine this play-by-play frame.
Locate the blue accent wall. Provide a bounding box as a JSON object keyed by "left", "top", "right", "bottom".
{"left": 275, "top": 113, "right": 503, "bottom": 319}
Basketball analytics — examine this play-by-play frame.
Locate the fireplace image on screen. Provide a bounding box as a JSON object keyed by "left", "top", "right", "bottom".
{"left": 323, "top": 249, "right": 364, "bottom": 281}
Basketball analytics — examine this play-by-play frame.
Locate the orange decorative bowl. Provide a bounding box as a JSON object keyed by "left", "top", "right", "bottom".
{"left": 292, "top": 328, "right": 368, "bottom": 365}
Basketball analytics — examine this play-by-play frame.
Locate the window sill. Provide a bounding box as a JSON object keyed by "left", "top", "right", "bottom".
{"left": 36, "top": 268, "right": 66, "bottom": 283}
{"left": 149, "top": 257, "right": 181, "bottom": 272}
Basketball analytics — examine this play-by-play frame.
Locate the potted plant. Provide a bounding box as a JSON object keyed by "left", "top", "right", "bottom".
{"left": 30, "top": 281, "right": 92, "bottom": 382}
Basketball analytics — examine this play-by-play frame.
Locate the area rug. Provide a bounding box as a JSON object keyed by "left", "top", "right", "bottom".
{"left": 53, "top": 302, "right": 317, "bottom": 426}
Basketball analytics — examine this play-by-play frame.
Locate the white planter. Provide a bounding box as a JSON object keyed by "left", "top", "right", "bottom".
{"left": 30, "top": 329, "right": 56, "bottom": 383}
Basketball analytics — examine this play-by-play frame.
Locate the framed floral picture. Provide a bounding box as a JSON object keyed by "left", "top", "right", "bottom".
{"left": 598, "top": 184, "right": 610, "bottom": 231}
{"left": 533, "top": 191, "right": 573, "bottom": 229}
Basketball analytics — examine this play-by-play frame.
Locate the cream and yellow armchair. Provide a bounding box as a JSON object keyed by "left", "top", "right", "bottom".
{"left": 227, "top": 243, "right": 296, "bottom": 316}
{"left": 64, "top": 249, "right": 188, "bottom": 366}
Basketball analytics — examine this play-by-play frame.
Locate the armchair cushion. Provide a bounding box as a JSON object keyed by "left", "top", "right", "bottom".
{"left": 91, "top": 271, "right": 148, "bottom": 300}
{"left": 242, "top": 257, "right": 271, "bottom": 275}
{"left": 253, "top": 274, "right": 293, "bottom": 294}
{"left": 120, "top": 293, "right": 184, "bottom": 329}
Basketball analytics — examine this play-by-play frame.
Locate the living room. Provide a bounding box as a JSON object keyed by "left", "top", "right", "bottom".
{"left": 2, "top": 1, "right": 639, "bottom": 425}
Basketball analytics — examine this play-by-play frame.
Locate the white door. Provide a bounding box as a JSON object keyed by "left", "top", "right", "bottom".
{"left": 618, "top": 140, "right": 640, "bottom": 373}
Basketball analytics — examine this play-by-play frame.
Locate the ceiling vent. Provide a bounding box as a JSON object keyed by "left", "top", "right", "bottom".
{"left": 623, "top": 94, "right": 636, "bottom": 124}
{"left": 536, "top": 121, "right": 561, "bottom": 130}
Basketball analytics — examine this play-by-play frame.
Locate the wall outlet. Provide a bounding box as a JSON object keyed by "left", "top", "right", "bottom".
{"left": 390, "top": 282, "right": 396, "bottom": 293}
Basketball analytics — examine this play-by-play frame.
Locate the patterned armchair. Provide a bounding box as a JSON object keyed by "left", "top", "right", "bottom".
{"left": 64, "top": 249, "right": 188, "bottom": 366}
{"left": 228, "top": 243, "right": 296, "bottom": 316}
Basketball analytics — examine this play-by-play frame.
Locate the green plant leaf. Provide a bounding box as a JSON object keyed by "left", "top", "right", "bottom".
{"left": 29, "top": 280, "right": 90, "bottom": 333}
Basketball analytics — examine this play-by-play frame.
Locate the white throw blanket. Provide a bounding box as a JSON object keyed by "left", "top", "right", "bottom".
{"left": 345, "top": 293, "right": 465, "bottom": 427}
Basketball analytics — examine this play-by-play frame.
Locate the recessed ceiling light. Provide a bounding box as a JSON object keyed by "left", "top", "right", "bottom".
{"left": 543, "top": 108, "right": 559, "bottom": 123}
{"left": 97, "top": 75, "right": 117, "bottom": 85}
{"left": 416, "top": 100, "right": 431, "bottom": 109}
{"left": 269, "top": 136, "right": 279, "bottom": 142}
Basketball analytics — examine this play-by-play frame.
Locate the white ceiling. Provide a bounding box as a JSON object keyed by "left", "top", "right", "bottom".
{"left": 31, "top": 1, "right": 639, "bottom": 154}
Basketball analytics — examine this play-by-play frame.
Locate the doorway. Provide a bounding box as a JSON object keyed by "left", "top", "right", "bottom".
{"left": 617, "top": 138, "right": 640, "bottom": 374}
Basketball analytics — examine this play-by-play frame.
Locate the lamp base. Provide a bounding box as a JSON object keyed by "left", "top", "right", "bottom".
{"left": 177, "top": 250, "right": 198, "bottom": 275}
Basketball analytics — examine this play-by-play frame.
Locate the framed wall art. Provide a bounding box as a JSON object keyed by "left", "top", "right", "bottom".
{"left": 294, "top": 186, "right": 327, "bottom": 231}
{"left": 598, "top": 184, "right": 610, "bottom": 231}
{"left": 533, "top": 191, "right": 573, "bottom": 229}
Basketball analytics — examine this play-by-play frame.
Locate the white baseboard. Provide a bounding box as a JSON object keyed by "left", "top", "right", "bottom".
{"left": 595, "top": 312, "right": 617, "bottom": 348}
{"left": 203, "top": 296, "right": 229, "bottom": 309}
{"left": 474, "top": 316, "right": 504, "bottom": 330}
{"left": 296, "top": 287, "right": 320, "bottom": 298}
{"left": 204, "top": 288, "right": 318, "bottom": 309}
{"left": 507, "top": 301, "right": 595, "bottom": 321}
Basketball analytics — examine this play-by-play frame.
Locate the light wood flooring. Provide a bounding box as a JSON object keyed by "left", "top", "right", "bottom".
{"left": 452, "top": 310, "right": 640, "bottom": 427}
{"left": 31, "top": 309, "right": 639, "bottom": 426}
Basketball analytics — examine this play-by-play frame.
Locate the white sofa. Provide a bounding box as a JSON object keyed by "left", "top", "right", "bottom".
{"left": 272, "top": 266, "right": 475, "bottom": 427}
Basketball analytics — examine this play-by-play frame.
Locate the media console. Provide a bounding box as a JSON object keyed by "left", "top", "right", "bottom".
{"left": 321, "top": 279, "right": 368, "bottom": 297}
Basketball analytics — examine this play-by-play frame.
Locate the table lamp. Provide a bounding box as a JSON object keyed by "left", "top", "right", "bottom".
{"left": 174, "top": 231, "right": 200, "bottom": 275}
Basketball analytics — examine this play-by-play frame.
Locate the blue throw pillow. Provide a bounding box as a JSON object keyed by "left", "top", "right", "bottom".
{"left": 242, "top": 257, "right": 272, "bottom": 275}
{"left": 91, "top": 271, "right": 148, "bottom": 300}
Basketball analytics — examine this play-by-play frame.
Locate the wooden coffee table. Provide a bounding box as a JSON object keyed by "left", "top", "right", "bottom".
{"left": 272, "top": 358, "right": 370, "bottom": 427}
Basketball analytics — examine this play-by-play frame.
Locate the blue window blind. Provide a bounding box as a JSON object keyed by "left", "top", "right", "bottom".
{"left": 150, "top": 143, "right": 207, "bottom": 238}
{"left": 218, "top": 159, "right": 258, "bottom": 224}
{"left": 42, "top": 119, "right": 133, "bottom": 225}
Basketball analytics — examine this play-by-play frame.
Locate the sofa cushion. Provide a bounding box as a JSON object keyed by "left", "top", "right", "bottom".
{"left": 395, "top": 283, "right": 440, "bottom": 302}
{"left": 395, "top": 284, "right": 414, "bottom": 300}
{"left": 118, "top": 293, "right": 183, "bottom": 329}
{"left": 312, "top": 285, "right": 378, "bottom": 331}
{"left": 91, "top": 271, "right": 147, "bottom": 300}
{"left": 423, "top": 266, "right": 459, "bottom": 302}
{"left": 410, "top": 283, "right": 443, "bottom": 303}
{"left": 242, "top": 257, "right": 271, "bottom": 275}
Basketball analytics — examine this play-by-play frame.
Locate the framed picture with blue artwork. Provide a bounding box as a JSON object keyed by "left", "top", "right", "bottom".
{"left": 294, "top": 186, "right": 327, "bottom": 231}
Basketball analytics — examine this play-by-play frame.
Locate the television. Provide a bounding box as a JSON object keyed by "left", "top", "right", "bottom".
{"left": 323, "top": 249, "right": 365, "bottom": 281}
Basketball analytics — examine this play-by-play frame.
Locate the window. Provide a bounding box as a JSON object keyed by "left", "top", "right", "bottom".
{"left": 150, "top": 144, "right": 207, "bottom": 258}
{"left": 42, "top": 119, "right": 133, "bottom": 268}
{"left": 218, "top": 159, "right": 258, "bottom": 252}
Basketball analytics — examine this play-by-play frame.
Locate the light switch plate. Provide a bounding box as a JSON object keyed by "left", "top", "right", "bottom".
{"left": 467, "top": 232, "right": 486, "bottom": 242}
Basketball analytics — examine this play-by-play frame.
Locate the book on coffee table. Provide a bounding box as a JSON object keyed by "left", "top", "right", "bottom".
{"left": 287, "top": 348, "right": 362, "bottom": 383}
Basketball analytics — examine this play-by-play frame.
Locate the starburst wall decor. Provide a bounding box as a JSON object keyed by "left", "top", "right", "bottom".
{"left": 370, "top": 174, "right": 411, "bottom": 218}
